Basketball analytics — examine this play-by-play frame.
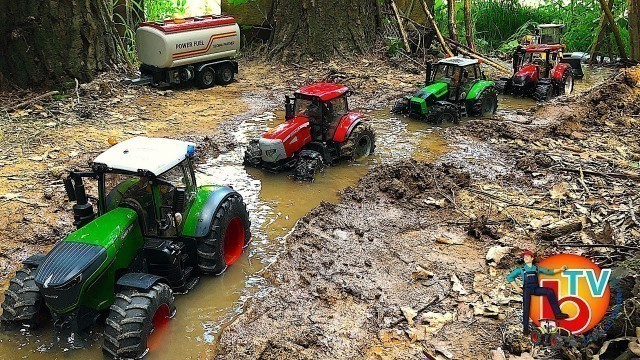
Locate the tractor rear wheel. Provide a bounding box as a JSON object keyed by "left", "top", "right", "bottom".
{"left": 426, "top": 103, "right": 460, "bottom": 124}
{"left": 102, "top": 283, "right": 175, "bottom": 359}
{"left": 215, "top": 63, "right": 235, "bottom": 85}
{"left": 0, "top": 266, "right": 43, "bottom": 327}
{"left": 197, "top": 195, "right": 251, "bottom": 275}
{"left": 196, "top": 66, "right": 216, "bottom": 89}
{"left": 559, "top": 71, "right": 574, "bottom": 95}
{"left": 469, "top": 87, "right": 498, "bottom": 117}
{"left": 243, "top": 139, "right": 262, "bottom": 166}
{"left": 550, "top": 334, "right": 564, "bottom": 349}
{"left": 533, "top": 84, "right": 553, "bottom": 101}
{"left": 341, "top": 123, "right": 376, "bottom": 161}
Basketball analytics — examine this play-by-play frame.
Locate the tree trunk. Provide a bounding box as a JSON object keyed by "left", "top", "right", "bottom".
{"left": 630, "top": 0, "right": 640, "bottom": 61}
{"left": 463, "top": 0, "right": 474, "bottom": 51}
{"left": 590, "top": 0, "right": 614, "bottom": 64}
{"left": 268, "top": 0, "right": 381, "bottom": 60}
{"left": 597, "top": 0, "right": 627, "bottom": 60}
{"left": 0, "top": 0, "right": 126, "bottom": 88}
{"left": 447, "top": 0, "right": 458, "bottom": 41}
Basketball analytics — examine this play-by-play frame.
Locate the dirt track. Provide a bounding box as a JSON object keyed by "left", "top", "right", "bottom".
{"left": 215, "top": 67, "right": 640, "bottom": 359}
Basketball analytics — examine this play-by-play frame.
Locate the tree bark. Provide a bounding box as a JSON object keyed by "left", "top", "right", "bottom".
{"left": 630, "top": 0, "right": 640, "bottom": 61}
{"left": 597, "top": 0, "right": 628, "bottom": 60}
{"left": 0, "top": 0, "right": 126, "bottom": 88}
{"left": 590, "top": 0, "right": 614, "bottom": 64}
{"left": 463, "top": 0, "right": 474, "bottom": 51}
{"left": 419, "top": 0, "right": 453, "bottom": 56}
{"left": 268, "top": 0, "right": 380, "bottom": 60}
{"left": 447, "top": 0, "right": 458, "bottom": 41}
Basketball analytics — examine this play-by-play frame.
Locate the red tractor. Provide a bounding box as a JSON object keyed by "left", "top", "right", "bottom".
{"left": 244, "top": 83, "right": 376, "bottom": 181}
{"left": 495, "top": 44, "right": 575, "bottom": 101}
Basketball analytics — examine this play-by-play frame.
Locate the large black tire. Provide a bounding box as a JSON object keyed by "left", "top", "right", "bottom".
{"left": 425, "top": 102, "right": 460, "bottom": 124}
{"left": 558, "top": 71, "right": 574, "bottom": 95}
{"left": 102, "top": 283, "right": 175, "bottom": 359}
{"left": 533, "top": 84, "right": 553, "bottom": 101}
{"left": 293, "top": 151, "right": 323, "bottom": 182}
{"left": 391, "top": 99, "right": 408, "bottom": 114}
{"left": 549, "top": 333, "right": 564, "bottom": 349}
{"left": 243, "top": 139, "right": 262, "bottom": 167}
{"left": 494, "top": 78, "right": 508, "bottom": 94}
{"left": 215, "top": 63, "right": 235, "bottom": 85}
{"left": 341, "top": 123, "right": 376, "bottom": 161}
{"left": 196, "top": 66, "right": 215, "bottom": 89}
{"left": 468, "top": 87, "right": 498, "bottom": 117}
{"left": 0, "top": 266, "right": 43, "bottom": 326}
{"left": 197, "top": 195, "right": 251, "bottom": 275}
{"left": 529, "top": 328, "right": 544, "bottom": 345}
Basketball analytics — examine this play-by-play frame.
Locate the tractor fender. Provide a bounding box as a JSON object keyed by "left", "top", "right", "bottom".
{"left": 552, "top": 63, "right": 571, "bottom": 82}
{"left": 117, "top": 273, "right": 167, "bottom": 291}
{"left": 333, "top": 112, "right": 365, "bottom": 143}
{"left": 182, "top": 186, "right": 238, "bottom": 238}
{"left": 22, "top": 254, "right": 47, "bottom": 268}
{"left": 465, "top": 80, "right": 495, "bottom": 100}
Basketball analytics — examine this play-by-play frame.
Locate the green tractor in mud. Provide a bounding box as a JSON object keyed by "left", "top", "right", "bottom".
{"left": 0, "top": 137, "right": 250, "bottom": 359}
{"left": 392, "top": 57, "right": 498, "bottom": 123}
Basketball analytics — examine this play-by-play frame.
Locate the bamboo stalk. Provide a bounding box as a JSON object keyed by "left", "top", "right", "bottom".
{"left": 447, "top": 0, "right": 458, "bottom": 41}
{"left": 419, "top": 0, "right": 454, "bottom": 57}
{"left": 390, "top": 0, "right": 411, "bottom": 53}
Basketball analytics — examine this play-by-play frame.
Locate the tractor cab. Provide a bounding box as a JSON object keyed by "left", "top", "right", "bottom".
{"left": 64, "top": 137, "right": 197, "bottom": 238}
{"left": 426, "top": 57, "right": 486, "bottom": 102}
{"left": 536, "top": 24, "right": 564, "bottom": 45}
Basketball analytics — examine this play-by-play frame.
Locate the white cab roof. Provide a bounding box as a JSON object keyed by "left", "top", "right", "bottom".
{"left": 437, "top": 56, "right": 479, "bottom": 67}
{"left": 93, "top": 136, "right": 195, "bottom": 176}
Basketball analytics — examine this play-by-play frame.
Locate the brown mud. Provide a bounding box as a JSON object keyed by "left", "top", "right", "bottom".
{"left": 0, "top": 58, "right": 638, "bottom": 359}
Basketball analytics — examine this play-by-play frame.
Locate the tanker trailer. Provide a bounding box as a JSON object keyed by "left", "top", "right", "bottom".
{"left": 131, "top": 15, "right": 240, "bottom": 88}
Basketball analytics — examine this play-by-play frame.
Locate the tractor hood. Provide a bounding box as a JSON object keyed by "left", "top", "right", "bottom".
{"left": 35, "top": 207, "right": 139, "bottom": 313}
{"left": 513, "top": 65, "right": 539, "bottom": 85}
{"left": 259, "top": 116, "right": 312, "bottom": 161}
{"left": 410, "top": 82, "right": 448, "bottom": 103}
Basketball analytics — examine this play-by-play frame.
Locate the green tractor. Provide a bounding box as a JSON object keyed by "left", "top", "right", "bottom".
{"left": 0, "top": 137, "right": 251, "bottom": 359}
{"left": 392, "top": 57, "right": 498, "bottom": 123}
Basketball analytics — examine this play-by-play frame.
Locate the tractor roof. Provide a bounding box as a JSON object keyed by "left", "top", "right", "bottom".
{"left": 296, "top": 83, "right": 349, "bottom": 101}
{"left": 437, "top": 56, "right": 479, "bottom": 67}
{"left": 93, "top": 136, "right": 195, "bottom": 176}
{"left": 523, "top": 44, "right": 565, "bottom": 53}
{"left": 537, "top": 23, "right": 564, "bottom": 29}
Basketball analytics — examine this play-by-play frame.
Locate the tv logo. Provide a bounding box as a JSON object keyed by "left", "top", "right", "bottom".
{"left": 530, "top": 254, "right": 611, "bottom": 334}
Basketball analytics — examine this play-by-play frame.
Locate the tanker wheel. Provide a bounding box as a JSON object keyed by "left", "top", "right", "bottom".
{"left": 215, "top": 63, "right": 235, "bottom": 85}
{"left": 533, "top": 84, "right": 553, "bottom": 101}
{"left": 102, "top": 283, "right": 175, "bottom": 359}
{"left": 559, "top": 71, "right": 574, "bottom": 95}
{"left": 196, "top": 66, "right": 215, "bottom": 89}
{"left": 469, "top": 87, "right": 498, "bottom": 117}
{"left": 197, "top": 195, "right": 251, "bottom": 275}
{"left": 529, "top": 328, "right": 544, "bottom": 345}
{"left": 426, "top": 102, "right": 460, "bottom": 124}
{"left": 341, "top": 123, "right": 376, "bottom": 161}
{"left": 0, "top": 266, "right": 43, "bottom": 327}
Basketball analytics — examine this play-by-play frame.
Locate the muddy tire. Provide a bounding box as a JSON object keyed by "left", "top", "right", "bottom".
{"left": 391, "top": 99, "right": 408, "bottom": 114}
{"left": 215, "top": 63, "right": 235, "bottom": 85}
{"left": 243, "top": 139, "right": 262, "bottom": 167}
{"left": 550, "top": 334, "right": 563, "bottom": 349}
{"left": 341, "top": 123, "right": 376, "bottom": 161}
{"left": 102, "top": 283, "right": 175, "bottom": 359}
{"left": 196, "top": 66, "right": 216, "bottom": 89}
{"left": 529, "top": 328, "right": 544, "bottom": 345}
{"left": 197, "top": 195, "right": 251, "bottom": 275}
{"left": 533, "top": 84, "right": 553, "bottom": 101}
{"left": 494, "top": 79, "right": 508, "bottom": 94}
{"left": 558, "top": 71, "right": 574, "bottom": 95}
{"left": 426, "top": 102, "right": 460, "bottom": 124}
{"left": 293, "top": 151, "right": 323, "bottom": 182}
{"left": 468, "top": 87, "right": 498, "bottom": 117}
{"left": 0, "top": 266, "right": 43, "bottom": 326}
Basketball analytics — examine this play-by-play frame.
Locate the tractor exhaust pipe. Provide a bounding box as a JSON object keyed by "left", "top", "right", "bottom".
{"left": 64, "top": 172, "right": 96, "bottom": 228}
{"left": 285, "top": 95, "right": 294, "bottom": 120}
{"left": 425, "top": 62, "right": 433, "bottom": 84}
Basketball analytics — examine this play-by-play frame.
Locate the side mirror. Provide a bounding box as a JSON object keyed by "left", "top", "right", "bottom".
{"left": 285, "top": 95, "right": 294, "bottom": 120}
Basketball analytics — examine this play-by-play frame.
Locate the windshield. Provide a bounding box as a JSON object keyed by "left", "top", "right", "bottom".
{"left": 432, "top": 64, "right": 458, "bottom": 82}
{"left": 294, "top": 98, "right": 322, "bottom": 120}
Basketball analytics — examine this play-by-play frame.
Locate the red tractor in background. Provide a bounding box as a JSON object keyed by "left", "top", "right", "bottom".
{"left": 244, "top": 83, "right": 376, "bottom": 181}
{"left": 495, "top": 24, "right": 582, "bottom": 101}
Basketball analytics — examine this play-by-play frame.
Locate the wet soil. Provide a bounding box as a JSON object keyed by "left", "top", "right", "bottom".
{"left": 0, "top": 57, "right": 637, "bottom": 359}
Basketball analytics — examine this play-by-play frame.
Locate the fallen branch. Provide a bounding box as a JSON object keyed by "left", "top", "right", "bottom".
{"left": 444, "top": 38, "right": 511, "bottom": 73}
{"left": 390, "top": 0, "right": 411, "bottom": 53}
{"left": 555, "top": 242, "right": 640, "bottom": 251}
{"left": 466, "top": 188, "right": 562, "bottom": 213}
{"left": 7, "top": 91, "right": 60, "bottom": 112}
{"left": 419, "top": 0, "right": 453, "bottom": 57}
{"left": 557, "top": 167, "right": 640, "bottom": 181}
{"left": 536, "top": 218, "right": 584, "bottom": 240}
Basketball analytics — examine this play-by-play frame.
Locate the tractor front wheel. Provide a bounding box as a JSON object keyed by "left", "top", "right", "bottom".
{"left": 533, "top": 84, "right": 553, "bottom": 101}
{"left": 426, "top": 103, "right": 460, "bottom": 124}
{"left": 341, "top": 123, "right": 376, "bottom": 161}
{"left": 102, "top": 283, "right": 175, "bottom": 359}
{"left": 243, "top": 139, "right": 262, "bottom": 167}
{"left": 391, "top": 100, "right": 408, "bottom": 114}
{"left": 529, "top": 328, "right": 544, "bottom": 345}
{"left": 550, "top": 334, "right": 564, "bottom": 349}
{"left": 469, "top": 87, "right": 498, "bottom": 117}
{"left": 494, "top": 78, "right": 509, "bottom": 94}
{"left": 293, "top": 151, "right": 324, "bottom": 182}
{"left": 0, "top": 266, "right": 43, "bottom": 327}
{"left": 196, "top": 66, "right": 216, "bottom": 89}
{"left": 215, "top": 63, "right": 235, "bottom": 85}
{"left": 197, "top": 195, "right": 251, "bottom": 275}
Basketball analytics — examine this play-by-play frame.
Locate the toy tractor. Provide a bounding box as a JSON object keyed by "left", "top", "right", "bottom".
{"left": 0, "top": 137, "right": 251, "bottom": 359}
{"left": 529, "top": 319, "right": 572, "bottom": 348}
{"left": 244, "top": 83, "right": 376, "bottom": 181}
{"left": 392, "top": 56, "right": 498, "bottom": 123}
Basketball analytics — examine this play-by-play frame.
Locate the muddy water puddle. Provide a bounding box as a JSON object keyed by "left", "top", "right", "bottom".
{"left": 0, "top": 107, "right": 450, "bottom": 359}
